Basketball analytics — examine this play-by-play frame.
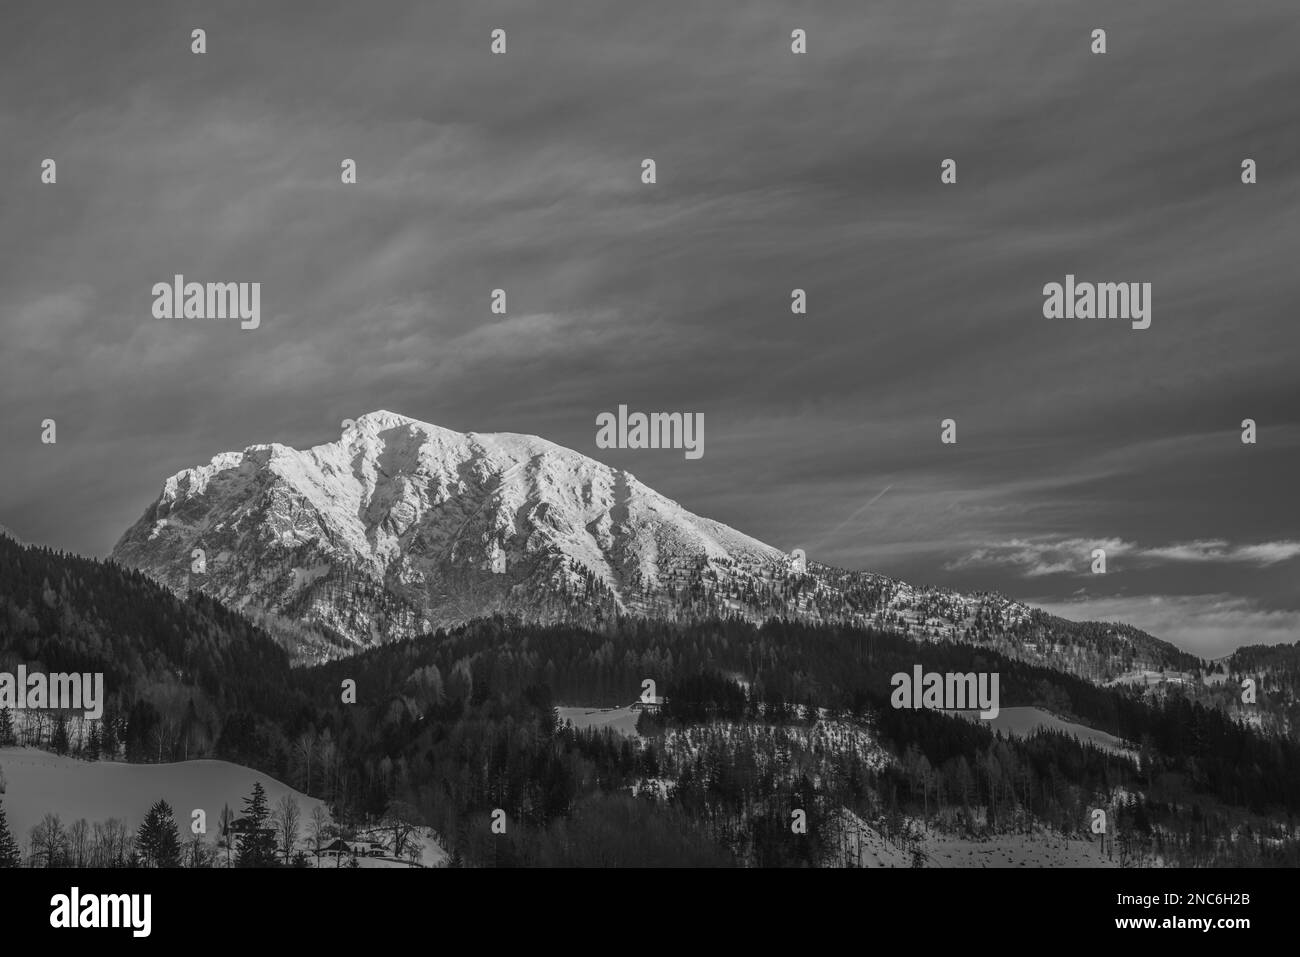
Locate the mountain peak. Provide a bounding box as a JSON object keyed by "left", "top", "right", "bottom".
{"left": 352, "top": 409, "right": 426, "bottom": 430}
{"left": 343, "top": 410, "right": 463, "bottom": 447}
{"left": 112, "top": 412, "right": 788, "bottom": 651}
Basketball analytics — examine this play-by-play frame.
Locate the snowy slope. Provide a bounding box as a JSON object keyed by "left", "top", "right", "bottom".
{"left": 0, "top": 746, "right": 326, "bottom": 848}
{"left": 557, "top": 706, "right": 642, "bottom": 738}
{"left": 941, "top": 706, "right": 1137, "bottom": 757}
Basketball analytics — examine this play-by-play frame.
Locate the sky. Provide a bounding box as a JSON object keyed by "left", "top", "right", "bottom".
{"left": 2, "top": 0, "right": 1297, "bottom": 658}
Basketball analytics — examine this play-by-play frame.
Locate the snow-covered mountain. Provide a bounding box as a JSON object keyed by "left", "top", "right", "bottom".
{"left": 111, "top": 411, "right": 797, "bottom": 652}
{"left": 110, "top": 411, "right": 1189, "bottom": 677}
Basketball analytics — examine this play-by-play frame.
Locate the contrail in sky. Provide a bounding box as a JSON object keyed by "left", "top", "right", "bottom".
{"left": 809, "top": 484, "right": 893, "bottom": 550}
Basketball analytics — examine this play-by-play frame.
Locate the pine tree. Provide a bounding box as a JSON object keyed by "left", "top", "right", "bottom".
{"left": 100, "top": 714, "right": 119, "bottom": 759}
{"left": 0, "top": 708, "right": 13, "bottom": 746}
{"left": 86, "top": 723, "right": 101, "bottom": 762}
{"left": 236, "top": 782, "right": 278, "bottom": 867}
{"left": 51, "top": 715, "right": 70, "bottom": 755}
{"left": 136, "top": 799, "right": 181, "bottom": 868}
{"left": 0, "top": 798, "right": 21, "bottom": 867}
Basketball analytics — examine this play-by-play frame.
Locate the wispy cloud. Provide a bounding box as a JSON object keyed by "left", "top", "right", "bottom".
{"left": 950, "top": 537, "right": 1300, "bottom": 577}
{"left": 1144, "top": 541, "right": 1300, "bottom": 565}
{"left": 1031, "top": 593, "right": 1300, "bottom": 659}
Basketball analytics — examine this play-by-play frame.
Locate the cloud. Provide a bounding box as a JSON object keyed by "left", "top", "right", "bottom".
{"left": 1, "top": 0, "right": 1298, "bottom": 585}
{"left": 948, "top": 537, "right": 1129, "bottom": 577}
{"left": 1146, "top": 541, "right": 1300, "bottom": 565}
{"left": 950, "top": 537, "right": 1300, "bottom": 577}
{"left": 1031, "top": 594, "right": 1300, "bottom": 659}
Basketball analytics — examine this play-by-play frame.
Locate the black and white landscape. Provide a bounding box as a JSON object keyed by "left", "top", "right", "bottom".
{"left": 2, "top": 0, "right": 1299, "bottom": 874}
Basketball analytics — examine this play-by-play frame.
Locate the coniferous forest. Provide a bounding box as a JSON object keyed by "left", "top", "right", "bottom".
{"left": 3, "top": 534, "right": 1299, "bottom": 867}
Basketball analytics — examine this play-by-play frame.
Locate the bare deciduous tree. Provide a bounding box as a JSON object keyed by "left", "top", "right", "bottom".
{"left": 30, "top": 813, "right": 66, "bottom": 867}
{"left": 218, "top": 803, "right": 235, "bottom": 866}
{"left": 380, "top": 800, "right": 423, "bottom": 859}
{"left": 295, "top": 732, "right": 316, "bottom": 793}
{"left": 273, "top": 794, "right": 300, "bottom": 865}
{"left": 309, "top": 805, "right": 332, "bottom": 863}
{"left": 68, "top": 818, "right": 91, "bottom": 867}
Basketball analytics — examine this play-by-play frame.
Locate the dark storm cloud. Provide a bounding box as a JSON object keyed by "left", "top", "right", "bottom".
{"left": 1, "top": 0, "right": 1296, "bottom": 655}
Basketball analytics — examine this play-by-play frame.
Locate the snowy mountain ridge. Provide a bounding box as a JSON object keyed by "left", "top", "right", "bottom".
{"left": 111, "top": 411, "right": 1179, "bottom": 678}
{"left": 113, "top": 411, "right": 815, "bottom": 653}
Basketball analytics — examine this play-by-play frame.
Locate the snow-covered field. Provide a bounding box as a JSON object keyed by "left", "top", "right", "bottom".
{"left": 942, "top": 706, "right": 1136, "bottom": 757}
{"left": 557, "top": 706, "right": 641, "bottom": 738}
{"left": 1106, "top": 669, "right": 1196, "bottom": 689}
{"left": 0, "top": 746, "right": 326, "bottom": 843}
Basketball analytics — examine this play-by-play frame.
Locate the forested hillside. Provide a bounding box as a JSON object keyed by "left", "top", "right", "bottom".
{"left": 4, "top": 533, "right": 1299, "bottom": 867}
{"left": 0, "top": 535, "right": 300, "bottom": 758}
